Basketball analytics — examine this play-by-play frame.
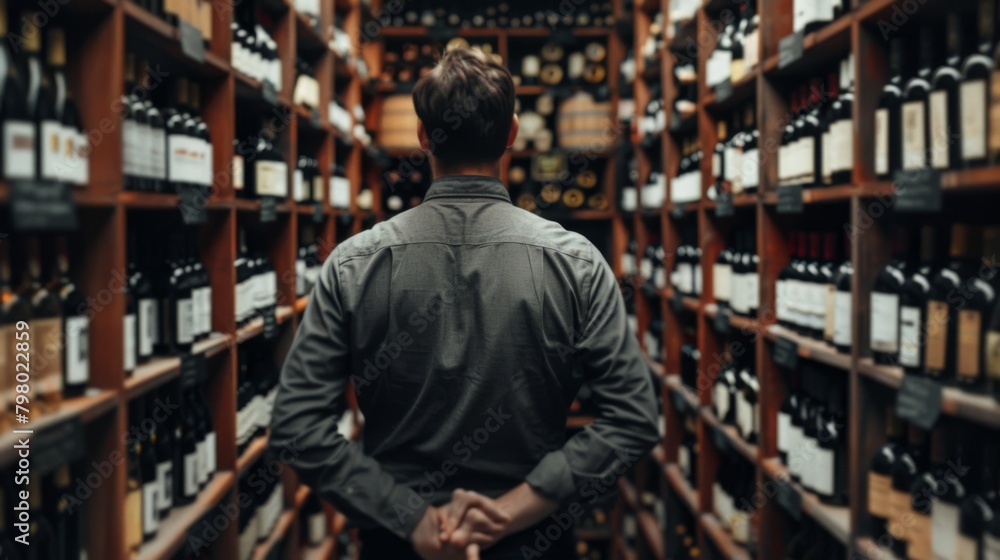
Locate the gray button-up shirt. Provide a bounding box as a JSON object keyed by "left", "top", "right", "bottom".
{"left": 270, "top": 175, "right": 659, "bottom": 542}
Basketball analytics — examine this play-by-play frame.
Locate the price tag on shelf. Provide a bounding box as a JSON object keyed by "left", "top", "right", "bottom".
{"left": 773, "top": 336, "right": 799, "bottom": 370}
{"left": 715, "top": 192, "right": 735, "bottom": 218}
{"left": 895, "top": 374, "right": 942, "bottom": 430}
{"left": 178, "top": 185, "right": 207, "bottom": 225}
{"left": 778, "top": 31, "right": 804, "bottom": 69}
{"left": 777, "top": 185, "right": 804, "bottom": 214}
{"left": 893, "top": 169, "right": 942, "bottom": 213}
{"left": 9, "top": 181, "right": 77, "bottom": 232}
{"left": 711, "top": 424, "right": 729, "bottom": 453}
{"left": 313, "top": 202, "right": 325, "bottom": 224}
{"left": 670, "top": 291, "right": 684, "bottom": 313}
{"left": 260, "top": 197, "right": 277, "bottom": 223}
{"left": 33, "top": 418, "right": 85, "bottom": 476}
{"left": 180, "top": 353, "right": 207, "bottom": 388}
{"left": 775, "top": 478, "right": 802, "bottom": 520}
{"left": 262, "top": 306, "right": 278, "bottom": 340}
{"left": 714, "top": 78, "right": 733, "bottom": 103}
{"left": 179, "top": 21, "right": 206, "bottom": 63}
{"left": 714, "top": 307, "right": 731, "bottom": 335}
{"left": 261, "top": 80, "right": 278, "bottom": 105}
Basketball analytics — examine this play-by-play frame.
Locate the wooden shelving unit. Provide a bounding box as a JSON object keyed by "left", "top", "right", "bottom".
{"left": 0, "top": 0, "right": 369, "bottom": 557}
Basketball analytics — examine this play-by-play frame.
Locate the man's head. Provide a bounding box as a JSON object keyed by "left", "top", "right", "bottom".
{"left": 413, "top": 47, "right": 518, "bottom": 171}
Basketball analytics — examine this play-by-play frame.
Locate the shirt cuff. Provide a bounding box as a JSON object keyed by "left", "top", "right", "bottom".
{"left": 524, "top": 450, "right": 576, "bottom": 504}
{"left": 381, "top": 484, "right": 431, "bottom": 541}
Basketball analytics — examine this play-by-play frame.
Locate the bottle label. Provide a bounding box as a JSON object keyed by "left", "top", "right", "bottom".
{"left": 929, "top": 90, "right": 950, "bottom": 169}
{"left": 4, "top": 120, "right": 36, "bottom": 180}
{"left": 813, "top": 446, "right": 835, "bottom": 497}
{"left": 746, "top": 272, "right": 759, "bottom": 312}
{"left": 677, "top": 263, "right": 692, "bottom": 294}
{"left": 875, "top": 108, "right": 889, "bottom": 175}
{"left": 157, "top": 461, "right": 173, "bottom": 511}
{"left": 136, "top": 124, "right": 151, "bottom": 179}
{"left": 308, "top": 512, "right": 327, "bottom": 545}
{"left": 65, "top": 315, "right": 90, "bottom": 385}
{"left": 834, "top": 118, "right": 854, "bottom": 174}
{"left": 199, "top": 286, "right": 213, "bottom": 337}
{"left": 640, "top": 257, "right": 653, "bottom": 281}
{"left": 125, "top": 487, "right": 143, "bottom": 549}
{"left": 123, "top": 313, "right": 137, "bottom": 373}
{"left": 776, "top": 280, "right": 788, "bottom": 322}
{"left": 255, "top": 160, "right": 289, "bottom": 197}
{"left": 72, "top": 129, "right": 89, "bottom": 186}
{"left": 800, "top": 136, "right": 815, "bottom": 179}
{"left": 232, "top": 154, "right": 245, "bottom": 191}
{"left": 32, "top": 316, "right": 63, "bottom": 398}
{"left": 955, "top": 535, "right": 979, "bottom": 560}
{"left": 931, "top": 498, "right": 959, "bottom": 559}
{"left": 899, "top": 306, "right": 922, "bottom": 368}
{"left": 678, "top": 445, "right": 690, "bottom": 477}
{"left": 908, "top": 512, "right": 932, "bottom": 560}
{"left": 824, "top": 284, "right": 837, "bottom": 341}
{"left": 40, "top": 119, "right": 64, "bottom": 182}
{"left": 745, "top": 30, "right": 759, "bottom": 70}
{"left": 956, "top": 309, "right": 982, "bottom": 379}
{"left": 787, "top": 424, "right": 802, "bottom": 475}
{"left": 713, "top": 263, "right": 732, "bottom": 302}
{"left": 184, "top": 452, "right": 198, "bottom": 497}
{"left": 986, "top": 331, "right": 1000, "bottom": 379}
{"left": 177, "top": 297, "right": 194, "bottom": 345}
{"left": 984, "top": 532, "right": 1000, "bottom": 560}
{"left": 777, "top": 411, "right": 792, "bottom": 453}
{"left": 122, "top": 118, "right": 136, "bottom": 178}
{"left": 867, "top": 472, "right": 891, "bottom": 517}
{"left": 142, "top": 481, "right": 159, "bottom": 535}
{"left": 924, "top": 300, "right": 949, "bottom": 371}
{"left": 139, "top": 298, "right": 158, "bottom": 358}
{"left": 870, "top": 292, "right": 900, "bottom": 353}
{"left": 694, "top": 266, "right": 702, "bottom": 296}
{"left": 961, "top": 79, "right": 987, "bottom": 160}
{"left": 150, "top": 128, "right": 166, "bottom": 181}
{"left": 196, "top": 440, "right": 207, "bottom": 484}
{"left": 205, "top": 430, "right": 216, "bottom": 475}
{"left": 834, "top": 290, "right": 852, "bottom": 347}
{"left": 887, "top": 488, "right": 910, "bottom": 542}
{"left": 902, "top": 100, "right": 926, "bottom": 170}
{"left": 736, "top": 395, "right": 753, "bottom": 439}
{"left": 292, "top": 169, "right": 307, "bottom": 202}
{"left": 991, "top": 71, "right": 1000, "bottom": 160}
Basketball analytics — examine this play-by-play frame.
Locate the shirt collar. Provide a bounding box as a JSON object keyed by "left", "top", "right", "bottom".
{"left": 424, "top": 175, "right": 511, "bottom": 203}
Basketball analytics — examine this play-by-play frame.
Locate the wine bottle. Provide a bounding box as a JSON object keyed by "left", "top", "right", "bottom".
{"left": 900, "top": 226, "right": 937, "bottom": 376}
{"left": 125, "top": 426, "right": 144, "bottom": 553}
{"left": 868, "top": 406, "right": 902, "bottom": 538}
{"left": 955, "top": 447, "right": 998, "bottom": 560}
{"left": 155, "top": 390, "right": 174, "bottom": 518}
{"left": 926, "top": 224, "right": 981, "bottom": 383}
{"left": 930, "top": 13, "right": 966, "bottom": 171}
{"left": 128, "top": 232, "right": 159, "bottom": 365}
{"left": 876, "top": 38, "right": 905, "bottom": 179}
{"left": 931, "top": 431, "right": 967, "bottom": 560}
{"left": 714, "top": 233, "right": 733, "bottom": 309}
{"left": 830, "top": 56, "right": 854, "bottom": 184}
{"left": 141, "top": 402, "right": 160, "bottom": 541}
{"left": 871, "top": 228, "right": 907, "bottom": 365}
{"left": 20, "top": 239, "right": 63, "bottom": 406}
{"left": 901, "top": 28, "right": 936, "bottom": 171}
{"left": 955, "top": 227, "right": 998, "bottom": 392}
{"left": 833, "top": 238, "right": 853, "bottom": 354}
{"left": 50, "top": 237, "right": 88, "bottom": 398}
{"left": 19, "top": 14, "right": 45, "bottom": 182}
{"left": 960, "top": 0, "right": 995, "bottom": 168}
{"left": 888, "top": 426, "right": 925, "bottom": 558}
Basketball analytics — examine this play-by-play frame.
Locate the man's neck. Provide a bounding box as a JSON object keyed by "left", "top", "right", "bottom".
{"left": 431, "top": 160, "right": 503, "bottom": 180}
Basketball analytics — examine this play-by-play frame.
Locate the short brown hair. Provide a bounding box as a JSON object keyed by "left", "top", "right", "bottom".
{"left": 412, "top": 48, "right": 515, "bottom": 163}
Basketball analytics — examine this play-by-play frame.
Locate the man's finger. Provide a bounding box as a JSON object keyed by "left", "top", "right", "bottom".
{"left": 467, "top": 544, "right": 480, "bottom": 560}
{"left": 461, "top": 491, "right": 510, "bottom": 523}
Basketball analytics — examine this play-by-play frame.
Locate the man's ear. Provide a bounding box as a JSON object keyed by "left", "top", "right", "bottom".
{"left": 506, "top": 115, "right": 519, "bottom": 149}
{"left": 418, "top": 120, "right": 431, "bottom": 151}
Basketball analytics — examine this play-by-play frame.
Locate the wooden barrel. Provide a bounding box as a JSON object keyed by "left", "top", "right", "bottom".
{"left": 556, "top": 92, "right": 614, "bottom": 149}
{"left": 377, "top": 94, "right": 421, "bottom": 149}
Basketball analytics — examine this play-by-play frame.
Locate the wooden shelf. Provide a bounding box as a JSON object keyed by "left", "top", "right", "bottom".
{"left": 235, "top": 306, "right": 296, "bottom": 344}
{"left": 857, "top": 358, "right": 1000, "bottom": 430}
{"left": 700, "top": 408, "right": 759, "bottom": 463}
{"left": 762, "top": 14, "right": 852, "bottom": 77}
{"left": 663, "top": 463, "right": 699, "bottom": 514}
{"left": 699, "top": 513, "right": 752, "bottom": 560}
{"left": 664, "top": 375, "right": 700, "bottom": 411}
{"left": 761, "top": 458, "right": 851, "bottom": 545}
{"left": 0, "top": 390, "right": 118, "bottom": 465}
{"left": 125, "top": 333, "right": 232, "bottom": 400}
{"left": 237, "top": 434, "right": 270, "bottom": 475}
{"left": 617, "top": 479, "right": 665, "bottom": 560}
{"left": 764, "top": 325, "right": 852, "bottom": 371}
{"left": 702, "top": 72, "right": 757, "bottom": 112}
{"left": 122, "top": 1, "right": 230, "bottom": 76}
{"left": 704, "top": 303, "right": 761, "bottom": 334}
{"left": 663, "top": 288, "right": 701, "bottom": 313}
{"left": 136, "top": 472, "right": 235, "bottom": 560}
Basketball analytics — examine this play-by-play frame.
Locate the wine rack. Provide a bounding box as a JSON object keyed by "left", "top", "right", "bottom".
{"left": 0, "top": 0, "right": 368, "bottom": 557}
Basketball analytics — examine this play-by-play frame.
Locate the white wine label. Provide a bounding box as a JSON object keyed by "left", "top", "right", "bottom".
{"left": 812, "top": 447, "right": 835, "bottom": 497}
{"left": 196, "top": 439, "right": 207, "bottom": 484}
{"left": 640, "top": 257, "right": 653, "bottom": 281}
{"left": 122, "top": 119, "right": 137, "bottom": 177}
{"left": 150, "top": 128, "right": 166, "bottom": 181}
{"left": 308, "top": 513, "right": 327, "bottom": 545}
{"left": 72, "top": 130, "right": 89, "bottom": 186}
{"left": 713, "top": 264, "right": 732, "bottom": 302}
{"left": 777, "top": 411, "right": 792, "bottom": 453}
{"left": 833, "top": 119, "right": 854, "bottom": 174}
{"left": 931, "top": 498, "right": 959, "bottom": 559}
{"left": 775, "top": 280, "right": 788, "bottom": 322}
{"left": 136, "top": 123, "right": 152, "bottom": 179}
{"left": 292, "top": 169, "right": 307, "bottom": 202}
{"left": 870, "top": 292, "right": 900, "bottom": 352}
{"left": 694, "top": 265, "right": 702, "bottom": 296}
{"left": 987, "top": 331, "right": 1000, "bottom": 380}
{"left": 142, "top": 481, "right": 159, "bottom": 534}
{"left": 177, "top": 297, "right": 194, "bottom": 345}
{"left": 32, "top": 317, "right": 63, "bottom": 397}
{"left": 199, "top": 286, "right": 213, "bottom": 336}
{"left": 232, "top": 154, "right": 245, "bottom": 191}
{"left": 746, "top": 272, "right": 759, "bottom": 312}
{"left": 961, "top": 79, "right": 987, "bottom": 160}
{"left": 736, "top": 396, "right": 753, "bottom": 439}
{"left": 834, "top": 290, "right": 852, "bottom": 347}
{"left": 799, "top": 136, "right": 815, "bottom": 179}
{"left": 929, "top": 90, "right": 950, "bottom": 169}
{"left": 255, "top": 160, "right": 289, "bottom": 197}
{"left": 984, "top": 532, "right": 1000, "bottom": 560}
{"left": 64, "top": 315, "right": 90, "bottom": 385}
{"left": 678, "top": 445, "right": 690, "bottom": 476}
{"left": 899, "top": 306, "right": 922, "bottom": 368}
{"left": 205, "top": 431, "right": 217, "bottom": 475}
{"left": 139, "top": 298, "right": 157, "bottom": 357}
{"left": 123, "top": 313, "right": 137, "bottom": 372}
{"left": 157, "top": 461, "right": 173, "bottom": 510}
{"left": 184, "top": 452, "right": 199, "bottom": 497}
{"left": 4, "top": 120, "right": 36, "bottom": 180}
{"left": 39, "top": 119, "right": 63, "bottom": 182}
{"left": 902, "top": 100, "right": 926, "bottom": 170}
{"left": 875, "top": 108, "right": 889, "bottom": 175}
{"left": 713, "top": 384, "right": 730, "bottom": 421}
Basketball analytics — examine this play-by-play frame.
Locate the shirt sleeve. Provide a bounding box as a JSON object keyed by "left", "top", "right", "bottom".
{"left": 524, "top": 245, "right": 661, "bottom": 503}
{"left": 269, "top": 253, "right": 428, "bottom": 541}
